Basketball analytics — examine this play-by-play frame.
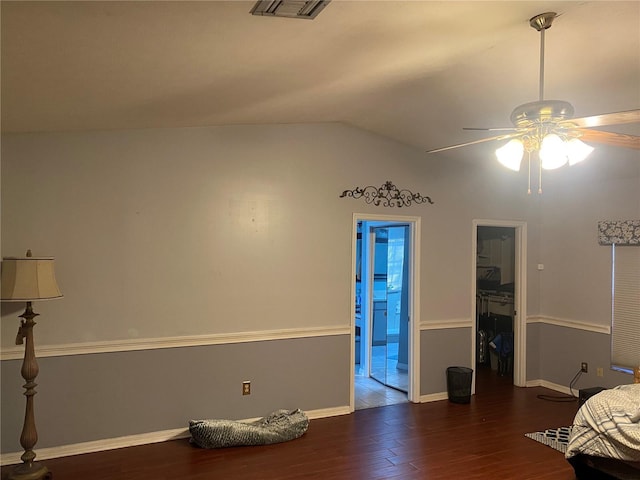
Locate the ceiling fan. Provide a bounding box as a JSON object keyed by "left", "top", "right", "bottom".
{"left": 427, "top": 12, "right": 640, "bottom": 193}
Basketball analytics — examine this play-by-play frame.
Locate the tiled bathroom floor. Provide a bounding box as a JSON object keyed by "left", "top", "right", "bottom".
{"left": 369, "top": 344, "right": 409, "bottom": 392}
{"left": 354, "top": 368, "right": 408, "bottom": 410}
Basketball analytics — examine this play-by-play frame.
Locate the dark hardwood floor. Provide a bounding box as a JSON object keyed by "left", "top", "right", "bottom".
{"left": 2, "top": 367, "right": 581, "bottom": 479}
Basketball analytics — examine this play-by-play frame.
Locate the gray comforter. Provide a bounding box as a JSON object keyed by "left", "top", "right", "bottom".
{"left": 566, "top": 384, "right": 640, "bottom": 462}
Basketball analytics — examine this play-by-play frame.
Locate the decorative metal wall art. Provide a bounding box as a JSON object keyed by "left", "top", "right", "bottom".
{"left": 340, "top": 181, "right": 433, "bottom": 208}
{"left": 598, "top": 220, "right": 640, "bottom": 245}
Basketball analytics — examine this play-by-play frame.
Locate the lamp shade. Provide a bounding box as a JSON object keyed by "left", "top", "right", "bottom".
{"left": 539, "top": 134, "right": 568, "bottom": 170}
{"left": 1, "top": 256, "right": 63, "bottom": 302}
{"left": 495, "top": 139, "right": 524, "bottom": 171}
{"left": 566, "top": 138, "right": 594, "bottom": 166}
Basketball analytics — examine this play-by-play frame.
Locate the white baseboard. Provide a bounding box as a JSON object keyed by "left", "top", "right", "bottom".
{"left": 0, "top": 405, "right": 351, "bottom": 466}
{"left": 419, "top": 380, "right": 577, "bottom": 403}
{"left": 305, "top": 405, "right": 350, "bottom": 419}
{"left": 419, "top": 391, "right": 449, "bottom": 403}
{"left": 0, "top": 427, "right": 190, "bottom": 466}
{"left": 526, "top": 379, "right": 575, "bottom": 396}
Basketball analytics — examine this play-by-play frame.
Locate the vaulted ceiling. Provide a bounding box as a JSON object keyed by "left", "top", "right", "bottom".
{"left": 2, "top": 1, "right": 639, "bottom": 159}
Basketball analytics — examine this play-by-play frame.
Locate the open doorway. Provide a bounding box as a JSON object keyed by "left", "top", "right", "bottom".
{"left": 472, "top": 220, "right": 527, "bottom": 391}
{"left": 351, "top": 214, "right": 420, "bottom": 410}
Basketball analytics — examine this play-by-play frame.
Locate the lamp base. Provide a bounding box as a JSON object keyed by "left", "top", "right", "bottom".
{"left": 6, "top": 461, "right": 51, "bottom": 480}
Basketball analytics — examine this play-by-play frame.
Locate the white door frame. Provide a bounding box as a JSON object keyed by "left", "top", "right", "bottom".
{"left": 350, "top": 213, "right": 421, "bottom": 411}
{"left": 471, "top": 219, "right": 527, "bottom": 389}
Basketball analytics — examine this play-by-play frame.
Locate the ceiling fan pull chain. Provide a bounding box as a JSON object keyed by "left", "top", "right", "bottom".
{"left": 527, "top": 151, "right": 532, "bottom": 195}
{"left": 538, "top": 155, "right": 543, "bottom": 194}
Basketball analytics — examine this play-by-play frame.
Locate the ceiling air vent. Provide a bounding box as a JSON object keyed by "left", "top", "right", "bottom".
{"left": 250, "top": 0, "right": 330, "bottom": 19}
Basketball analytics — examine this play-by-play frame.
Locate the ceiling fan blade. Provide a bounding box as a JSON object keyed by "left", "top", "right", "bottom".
{"left": 463, "top": 127, "right": 519, "bottom": 132}
{"left": 576, "top": 129, "right": 640, "bottom": 149}
{"left": 561, "top": 109, "right": 640, "bottom": 128}
{"left": 426, "top": 133, "right": 521, "bottom": 154}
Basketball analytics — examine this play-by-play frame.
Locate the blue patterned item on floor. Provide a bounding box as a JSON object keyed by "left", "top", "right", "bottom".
{"left": 525, "top": 426, "right": 572, "bottom": 453}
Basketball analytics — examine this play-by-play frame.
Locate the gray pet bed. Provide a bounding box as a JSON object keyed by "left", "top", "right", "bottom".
{"left": 189, "top": 409, "right": 309, "bottom": 448}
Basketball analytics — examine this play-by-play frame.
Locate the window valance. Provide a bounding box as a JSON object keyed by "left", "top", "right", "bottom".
{"left": 598, "top": 220, "right": 640, "bottom": 246}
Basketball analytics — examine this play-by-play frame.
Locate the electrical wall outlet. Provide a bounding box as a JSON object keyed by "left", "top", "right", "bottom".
{"left": 581, "top": 362, "right": 588, "bottom": 373}
{"left": 597, "top": 367, "right": 604, "bottom": 377}
{"left": 242, "top": 381, "right": 251, "bottom": 395}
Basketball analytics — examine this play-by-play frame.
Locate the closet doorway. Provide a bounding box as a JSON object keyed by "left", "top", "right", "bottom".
{"left": 351, "top": 214, "right": 421, "bottom": 410}
{"left": 472, "top": 220, "right": 527, "bottom": 391}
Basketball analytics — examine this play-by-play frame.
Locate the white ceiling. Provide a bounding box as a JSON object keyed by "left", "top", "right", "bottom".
{"left": 2, "top": 1, "right": 639, "bottom": 157}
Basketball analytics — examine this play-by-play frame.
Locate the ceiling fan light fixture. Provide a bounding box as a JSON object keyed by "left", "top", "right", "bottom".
{"left": 566, "top": 138, "right": 594, "bottom": 166}
{"left": 539, "top": 134, "right": 568, "bottom": 170}
{"left": 426, "top": 9, "right": 640, "bottom": 195}
{"left": 496, "top": 139, "right": 524, "bottom": 171}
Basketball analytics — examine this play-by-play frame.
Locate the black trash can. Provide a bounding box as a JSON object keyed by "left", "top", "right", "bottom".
{"left": 446, "top": 366, "right": 473, "bottom": 404}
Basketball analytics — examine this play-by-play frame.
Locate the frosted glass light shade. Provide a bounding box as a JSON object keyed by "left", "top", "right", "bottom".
{"left": 539, "top": 134, "right": 568, "bottom": 170}
{"left": 1, "top": 256, "right": 63, "bottom": 302}
{"left": 566, "top": 138, "right": 594, "bottom": 166}
{"left": 496, "top": 139, "right": 524, "bottom": 171}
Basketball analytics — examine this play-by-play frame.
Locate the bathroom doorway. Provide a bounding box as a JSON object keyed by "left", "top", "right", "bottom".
{"left": 369, "top": 225, "right": 410, "bottom": 391}
{"left": 352, "top": 214, "right": 421, "bottom": 410}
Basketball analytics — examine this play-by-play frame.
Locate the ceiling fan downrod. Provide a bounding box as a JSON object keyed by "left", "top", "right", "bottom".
{"left": 530, "top": 12, "right": 557, "bottom": 102}
{"left": 509, "top": 12, "right": 574, "bottom": 129}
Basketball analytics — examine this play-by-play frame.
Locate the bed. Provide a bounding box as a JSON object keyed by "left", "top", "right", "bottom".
{"left": 565, "top": 383, "right": 640, "bottom": 479}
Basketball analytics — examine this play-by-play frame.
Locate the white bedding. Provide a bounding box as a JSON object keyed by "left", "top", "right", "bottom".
{"left": 565, "top": 384, "right": 640, "bottom": 462}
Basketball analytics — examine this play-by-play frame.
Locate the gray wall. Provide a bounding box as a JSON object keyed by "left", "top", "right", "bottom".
{"left": 536, "top": 147, "right": 639, "bottom": 325}
{"left": 1, "top": 123, "right": 531, "bottom": 347}
{"left": 526, "top": 322, "right": 541, "bottom": 381}
{"left": 1, "top": 335, "right": 350, "bottom": 452}
{"left": 534, "top": 147, "right": 639, "bottom": 386}
{"left": 420, "top": 328, "right": 471, "bottom": 395}
{"left": 1, "top": 121, "right": 637, "bottom": 454}
{"left": 536, "top": 323, "right": 631, "bottom": 390}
